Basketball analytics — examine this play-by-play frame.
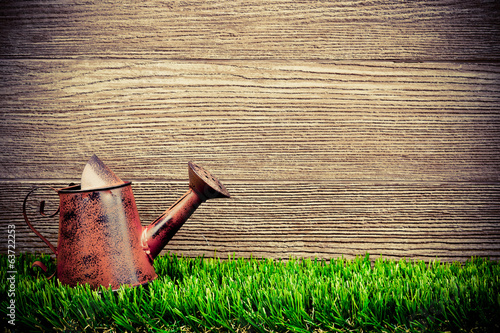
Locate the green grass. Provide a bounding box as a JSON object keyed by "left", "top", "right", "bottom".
{"left": 1, "top": 253, "right": 499, "bottom": 332}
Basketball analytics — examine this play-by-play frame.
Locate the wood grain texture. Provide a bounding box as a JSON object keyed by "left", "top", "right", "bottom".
{"left": 1, "top": 60, "right": 499, "bottom": 182}
{"left": 2, "top": 180, "right": 499, "bottom": 261}
{"left": 1, "top": 1, "right": 499, "bottom": 261}
{"left": 1, "top": 0, "right": 499, "bottom": 60}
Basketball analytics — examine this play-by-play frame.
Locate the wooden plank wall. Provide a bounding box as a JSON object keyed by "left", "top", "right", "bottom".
{"left": 1, "top": 0, "right": 499, "bottom": 262}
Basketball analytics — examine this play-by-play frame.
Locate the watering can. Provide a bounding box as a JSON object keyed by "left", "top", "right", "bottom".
{"left": 23, "top": 155, "right": 230, "bottom": 290}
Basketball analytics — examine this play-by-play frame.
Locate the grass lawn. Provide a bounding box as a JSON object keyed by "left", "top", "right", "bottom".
{"left": 1, "top": 253, "right": 499, "bottom": 332}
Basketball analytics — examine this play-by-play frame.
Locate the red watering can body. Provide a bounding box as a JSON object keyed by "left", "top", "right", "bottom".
{"left": 23, "top": 155, "right": 230, "bottom": 290}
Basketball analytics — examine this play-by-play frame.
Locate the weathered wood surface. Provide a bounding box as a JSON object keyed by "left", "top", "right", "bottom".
{"left": 2, "top": 181, "right": 499, "bottom": 261}
{"left": 1, "top": 0, "right": 499, "bottom": 60}
{"left": 1, "top": 0, "right": 499, "bottom": 261}
{"left": 1, "top": 60, "right": 499, "bottom": 182}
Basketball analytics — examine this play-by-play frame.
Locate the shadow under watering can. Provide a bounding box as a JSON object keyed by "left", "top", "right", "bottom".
{"left": 23, "top": 155, "right": 230, "bottom": 290}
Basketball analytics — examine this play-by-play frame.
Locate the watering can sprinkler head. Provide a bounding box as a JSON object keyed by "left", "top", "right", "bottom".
{"left": 188, "top": 161, "right": 230, "bottom": 200}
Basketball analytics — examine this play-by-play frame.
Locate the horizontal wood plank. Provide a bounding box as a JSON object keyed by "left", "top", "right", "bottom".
{"left": 1, "top": 0, "right": 499, "bottom": 262}
{"left": 1, "top": 0, "right": 499, "bottom": 60}
{"left": 2, "top": 180, "right": 499, "bottom": 262}
{"left": 1, "top": 60, "right": 499, "bottom": 182}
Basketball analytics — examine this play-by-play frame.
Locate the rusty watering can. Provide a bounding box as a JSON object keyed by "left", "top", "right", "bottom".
{"left": 23, "top": 155, "right": 230, "bottom": 290}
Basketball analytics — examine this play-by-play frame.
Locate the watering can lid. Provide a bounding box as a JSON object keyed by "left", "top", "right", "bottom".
{"left": 80, "top": 154, "right": 125, "bottom": 191}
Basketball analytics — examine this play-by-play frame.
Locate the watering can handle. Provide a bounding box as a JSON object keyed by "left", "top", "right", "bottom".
{"left": 22, "top": 187, "right": 58, "bottom": 255}
{"left": 31, "top": 261, "right": 56, "bottom": 280}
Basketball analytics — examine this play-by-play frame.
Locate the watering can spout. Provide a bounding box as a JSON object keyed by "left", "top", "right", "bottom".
{"left": 142, "top": 162, "right": 230, "bottom": 260}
